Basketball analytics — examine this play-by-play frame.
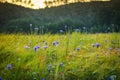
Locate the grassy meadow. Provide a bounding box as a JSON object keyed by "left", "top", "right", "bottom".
{"left": 0, "top": 32, "right": 120, "bottom": 80}
{"left": 0, "top": 1, "right": 120, "bottom": 80}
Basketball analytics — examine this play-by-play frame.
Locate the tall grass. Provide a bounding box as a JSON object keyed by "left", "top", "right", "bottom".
{"left": 0, "top": 32, "right": 120, "bottom": 80}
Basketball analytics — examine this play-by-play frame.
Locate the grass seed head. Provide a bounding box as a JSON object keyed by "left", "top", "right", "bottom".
{"left": 91, "top": 44, "right": 95, "bottom": 47}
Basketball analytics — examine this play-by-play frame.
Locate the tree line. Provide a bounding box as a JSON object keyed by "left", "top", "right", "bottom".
{"left": 0, "top": 0, "right": 120, "bottom": 33}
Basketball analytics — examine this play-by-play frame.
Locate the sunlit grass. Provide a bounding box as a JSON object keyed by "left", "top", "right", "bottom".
{"left": 0, "top": 32, "right": 120, "bottom": 80}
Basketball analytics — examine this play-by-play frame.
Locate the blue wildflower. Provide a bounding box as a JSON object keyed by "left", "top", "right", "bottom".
{"left": 95, "top": 43, "right": 101, "bottom": 48}
{"left": 30, "top": 24, "right": 32, "bottom": 27}
{"left": 42, "top": 78, "right": 46, "bottom": 80}
{"left": 34, "top": 46, "right": 40, "bottom": 51}
{"left": 34, "top": 27, "right": 39, "bottom": 30}
{"left": 25, "top": 46, "right": 30, "bottom": 49}
{"left": 0, "top": 77, "right": 2, "bottom": 80}
{"left": 118, "top": 48, "right": 120, "bottom": 51}
{"left": 108, "top": 27, "right": 110, "bottom": 30}
{"left": 52, "top": 41, "right": 59, "bottom": 46}
{"left": 75, "top": 29, "right": 80, "bottom": 32}
{"left": 52, "top": 42, "right": 56, "bottom": 46}
{"left": 76, "top": 48, "right": 80, "bottom": 51}
{"left": 60, "top": 62, "right": 64, "bottom": 67}
{"left": 60, "top": 30, "right": 63, "bottom": 32}
{"left": 109, "top": 47, "right": 112, "bottom": 51}
{"left": 43, "top": 46, "right": 48, "bottom": 49}
{"left": 65, "top": 25, "right": 67, "bottom": 28}
{"left": 109, "top": 75, "right": 116, "bottom": 80}
{"left": 83, "top": 26, "right": 86, "bottom": 30}
{"left": 7, "top": 64, "right": 12, "bottom": 70}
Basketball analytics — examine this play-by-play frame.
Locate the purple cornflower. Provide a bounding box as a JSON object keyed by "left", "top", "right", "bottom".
{"left": 43, "top": 46, "right": 48, "bottom": 49}
{"left": 0, "top": 77, "right": 2, "bottom": 80}
{"left": 34, "top": 46, "right": 40, "bottom": 51}
{"left": 52, "top": 41, "right": 59, "bottom": 46}
{"left": 30, "top": 24, "right": 32, "bottom": 27}
{"left": 60, "top": 62, "right": 64, "bottom": 67}
{"left": 118, "top": 48, "right": 120, "bottom": 51}
{"left": 76, "top": 48, "right": 80, "bottom": 51}
{"left": 83, "top": 26, "right": 86, "bottom": 30}
{"left": 52, "top": 42, "right": 56, "bottom": 46}
{"left": 42, "top": 78, "right": 46, "bottom": 80}
{"left": 25, "top": 46, "right": 30, "bottom": 49}
{"left": 96, "top": 43, "right": 101, "bottom": 48}
{"left": 7, "top": 64, "right": 12, "bottom": 70}
{"left": 65, "top": 25, "right": 67, "bottom": 28}
{"left": 60, "top": 30, "right": 64, "bottom": 33}
{"left": 109, "top": 75, "right": 116, "bottom": 80}
{"left": 109, "top": 47, "right": 112, "bottom": 51}
{"left": 75, "top": 29, "right": 80, "bottom": 32}
{"left": 34, "top": 27, "right": 39, "bottom": 30}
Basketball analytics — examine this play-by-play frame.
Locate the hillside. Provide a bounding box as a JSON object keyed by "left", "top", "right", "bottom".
{"left": 0, "top": 1, "right": 120, "bottom": 33}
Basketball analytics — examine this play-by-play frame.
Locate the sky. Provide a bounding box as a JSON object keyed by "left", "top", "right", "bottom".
{"left": 31, "top": 0, "right": 110, "bottom": 9}
{"left": 0, "top": 0, "right": 110, "bottom": 9}
{"left": 31, "top": 0, "right": 45, "bottom": 8}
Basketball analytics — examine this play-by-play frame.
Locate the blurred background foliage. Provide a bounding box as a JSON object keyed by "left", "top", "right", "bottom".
{"left": 0, "top": 0, "right": 120, "bottom": 33}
